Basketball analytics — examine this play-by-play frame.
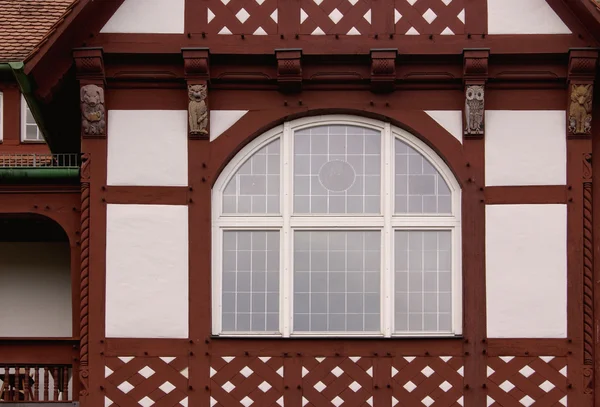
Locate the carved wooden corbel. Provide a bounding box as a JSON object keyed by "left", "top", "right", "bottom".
{"left": 183, "top": 48, "right": 210, "bottom": 140}
{"left": 567, "top": 49, "right": 598, "bottom": 138}
{"left": 463, "top": 49, "right": 489, "bottom": 138}
{"left": 73, "top": 48, "right": 106, "bottom": 139}
{"left": 275, "top": 49, "right": 302, "bottom": 93}
{"left": 370, "top": 49, "right": 397, "bottom": 93}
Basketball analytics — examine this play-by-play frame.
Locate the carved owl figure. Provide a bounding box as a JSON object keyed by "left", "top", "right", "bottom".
{"left": 188, "top": 84, "right": 208, "bottom": 135}
{"left": 465, "top": 85, "right": 484, "bottom": 135}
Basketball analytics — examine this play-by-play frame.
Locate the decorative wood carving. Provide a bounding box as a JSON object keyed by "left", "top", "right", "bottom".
{"left": 463, "top": 49, "right": 489, "bottom": 139}
{"left": 79, "top": 153, "right": 91, "bottom": 397}
{"left": 73, "top": 48, "right": 106, "bottom": 140}
{"left": 80, "top": 85, "right": 106, "bottom": 137}
{"left": 183, "top": 48, "right": 210, "bottom": 140}
{"left": 583, "top": 153, "right": 594, "bottom": 394}
{"left": 370, "top": 49, "right": 397, "bottom": 93}
{"left": 567, "top": 49, "right": 598, "bottom": 138}
{"left": 275, "top": 49, "right": 302, "bottom": 93}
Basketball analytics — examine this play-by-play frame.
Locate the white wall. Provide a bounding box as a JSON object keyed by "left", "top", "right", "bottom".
{"left": 0, "top": 243, "right": 72, "bottom": 337}
{"left": 485, "top": 111, "right": 566, "bottom": 186}
{"left": 107, "top": 110, "right": 188, "bottom": 187}
{"left": 210, "top": 110, "right": 248, "bottom": 141}
{"left": 100, "top": 0, "right": 185, "bottom": 34}
{"left": 106, "top": 204, "right": 189, "bottom": 338}
{"left": 487, "top": 0, "right": 571, "bottom": 34}
{"left": 486, "top": 205, "right": 567, "bottom": 338}
{"left": 425, "top": 110, "right": 463, "bottom": 144}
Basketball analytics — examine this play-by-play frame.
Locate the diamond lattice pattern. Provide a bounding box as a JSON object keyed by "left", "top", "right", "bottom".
{"left": 302, "top": 357, "right": 374, "bottom": 407}
{"left": 394, "top": 0, "right": 465, "bottom": 35}
{"left": 391, "top": 356, "right": 464, "bottom": 406}
{"left": 210, "top": 356, "right": 284, "bottom": 407}
{"left": 105, "top": 356, "right": 189, "bottom": 407}
{"left": 487, "top": 357, "right": 568, "bottom": 407}
{"left": 206, "top": 0, "right": 278, "bottom": 35}
{"left": 300, "top": 0, "right": 372, "bottom": 35}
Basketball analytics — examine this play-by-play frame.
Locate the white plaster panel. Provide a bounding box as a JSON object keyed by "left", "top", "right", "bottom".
{"left": 486, "top": 204, "right": 567, "bottom": 338}
{"left": 425, "top": 110, "right": 463, "bottom": 143}
{"left": 210, "top": 110, "right": 249, "bottom": 141}
{"left": 106, "top": 204, "right": 189, "bottom": 338}
{"left": 485, "top": 110, "right": 566, "bottom": 186}
{"left": 487, "top": 0, "right": 571, "bottom": 34}
{"left": 100, "top": 0, "right": 185, "bottom": 34}
{"left": 0, "top": 243, "right": 72, "bottom": 337}
{"left": 107, "top": 110, "right": 188, "bottom": 187}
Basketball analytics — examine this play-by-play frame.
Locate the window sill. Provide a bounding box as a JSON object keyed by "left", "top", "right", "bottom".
{"left": 211, "top": 334, "right": 463, "bottom": 340}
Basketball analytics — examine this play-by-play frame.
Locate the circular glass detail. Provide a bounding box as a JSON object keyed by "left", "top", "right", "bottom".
{"left": 318, "top": 160, "right": 356, "bottom": 192}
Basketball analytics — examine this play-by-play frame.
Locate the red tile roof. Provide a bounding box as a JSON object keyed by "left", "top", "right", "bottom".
{"left": 0, "top": 0, "right": 76, "bottom": 62}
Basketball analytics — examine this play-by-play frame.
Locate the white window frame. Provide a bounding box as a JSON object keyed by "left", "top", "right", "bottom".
{"left": 212, "top": 115, "right": 462, "bottom": 338}
{"left": 21, "top": 95, "right": 44, "bottom": 142}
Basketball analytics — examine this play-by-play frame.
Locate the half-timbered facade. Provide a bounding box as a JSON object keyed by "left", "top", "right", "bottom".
{"left": 3, "top": 0, "right": 600, "bottom": 406}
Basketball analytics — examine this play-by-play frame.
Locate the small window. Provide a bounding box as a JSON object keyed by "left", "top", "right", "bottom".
{"left": 21, "top": 95, "right": 44, "bottom": 142}
{"left": 212, "top": 116, "right": 462, "bottom": 338}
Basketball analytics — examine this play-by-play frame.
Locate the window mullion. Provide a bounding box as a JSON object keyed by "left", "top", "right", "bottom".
{"left": 281, "top": 122, "right": 292, "bottom": 337}
{"left": 382, "top": 123, "right": 393, "bottom": 337}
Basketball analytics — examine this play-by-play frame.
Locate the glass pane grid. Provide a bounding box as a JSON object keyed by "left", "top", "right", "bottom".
{"left": 294, "top": 125, "right": 381, "bottom": 215}
{"left": 223, "top": 139, "right": 280, "bottom": 215}
{"left": 394, "top": 230, "right": 452, "bottom": 334}
{"left": 395, "top": 140, "right": 451, "bottom": 214}
{"left": 222, "top": 231, "right": 280, "bottom": 333}
{"left": 293, "top": 231, "right": 381, "bottom": 333}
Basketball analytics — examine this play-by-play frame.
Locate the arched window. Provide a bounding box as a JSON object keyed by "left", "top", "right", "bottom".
{"left": 212, "top": 115, "right": 461, "bottom": 337}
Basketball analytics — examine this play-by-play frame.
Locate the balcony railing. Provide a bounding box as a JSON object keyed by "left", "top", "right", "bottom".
{"left": 0, "top": 366, "right": 72, "bottom": 402}
{"left": 0, "top": 154, "right": 79, "bottom": 169}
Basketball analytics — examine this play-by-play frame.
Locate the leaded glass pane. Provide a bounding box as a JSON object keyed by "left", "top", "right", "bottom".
{"left": 395, "top": 139, "right": 451, "bottom": 214}
{"left": 223, "top": 140, "right": 280, "bottom": 214}
{"left": 293, "top": 231, "right": 381, "bottom": 333}
{"left": 294, "top": 125, "right": 381, "bottom": 214}
{"left": 222, "top": 231, "right": 280, "bottom": 332}
{"left": 394, "top": 230, "right": 452, "bottom": 333}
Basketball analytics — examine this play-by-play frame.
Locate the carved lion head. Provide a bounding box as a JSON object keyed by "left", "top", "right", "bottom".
{"left": 188, "top": 84, "right": 207, "bottom": 102}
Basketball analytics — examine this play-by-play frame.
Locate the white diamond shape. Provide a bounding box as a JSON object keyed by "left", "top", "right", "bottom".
{"left": 270, "top": 10, "right": 278, "bottom": 22}
{"left": 487, "top": 396, "right": 495, "bottom": 407}
{"left": 350, "top": 357, "right": 361, "bottom": 362}
{"left": 105, "top": 366, "right": 114, "bottom": 378}
{"left": 520, "top": 365, "right": 535, "bottom": 378}
{"left": 406, "top": 27, "right": 419, "bottom": 35}
{"left": 241, "top": 396, "right": 254, "bottom": 407}
{"left": 236, "top": 8, "right": 250, "bottom": 23}
{"left": 457, "top": 366, "right": 464, "bottom": 377}
{"left": 180, "top": 368, "right": 189, "bottom": 378}
{"left": 457, "top": 9, "right": 465, "bottom": 23}
{"left": 392, "top": 397, "right": 399, "bottom": 406}
{"left": 302, "top": 397, "right": 309, "bottom": 406}
{"left": 218, "top": 26, "right": 232, "bottom": 34}
{"left": 487, "top": 366, "right": 495, "bottom": 377}
{"left": 329, "top": 8, "right": 344, "bottom": 24}
{"left": 457, "top": 396, "right": 464, "bottom": 406}
{"left": 207, "top": 8, "right": 215, "bottom": 23}
{"left": 180, "top": 397, "right": 188, "bottom": 407}
{"left": 439, "top": 381, "right": 452, "bottom": 392}
{"left": 347, "top": 27, "right": 360, "bottom": 35}
{"left": 539, "top": 380, "right": 555, "bottom": 392}
{"left": 404, "top": 357, "right": 415, "bottom": 363}
{"left": 367, "top": 397, "right": 373, "bottom": 406}
{"left": 139, "top": 397, "right": 155, "bottom": 407}
{"left": 406, "top": 0, "right": 417, "bottom": 5}
{"left": 499, "top": 380, "right": 515, "bottom": 392}
{"left": 301, "top": 8, "right": 308, "bottom": 23}
{"left": 259, "top": 381, "right": 272, "bottom": 392}
{"left": 118, "top": 381, "right": 134, "bottom": 394}
{"left": 499, "top": 356, "right": 514, "bottom": 363}
{"left": 560, "top": 366, "right": 567, "bottom": 377}
{"left": 332, "top": 396, "right": 344, "bottom": 407}
{"left": 259, "top": 357, "right": 271, "bottom": 363}
{"left": 240, "top": 366, "right": 254, "bottom": 377}
{"left": 421, "top": 366, "right": 434, "bottom": 377}
{"left": 349, "top": 381, "right": 361, "bottom": 392}
{"left": 277, "top": 396, "right": 284, "bottom": 406}
{"left": 441, "top": 27, "right": 454, "bottom": 35}
{"left": 392, "top": 367, "right": 399, "bottom": 376}
{"left": 363, "top": 10, "right": 371, "bottom": 23}
{"left": 210, "top": 367, "right": 217, "bottom": 378}
{"left": 256, "top": 0, "right": 265, "bottom": 4}
{"left": 395, "top": 10, "right": 402, "bottom": 23}
{"left": 404, "top": 381, "right": 417, "bottom": 392}
{"left": 159, "top": 382, "right": 176, "bottom": 394}
{"left": 366, "top": 367, "right": 373, "bottom": 377}
{"left": 314, "top": 381, "right": 326, "bottom": 392}
{"left": 559, "top": 396, "right": 567, "bottom": 406}
{"left": 277, "top": 367, "right": 284, "bottom": 377}
{"left": 422, "top": 8, "right": 437, "bottom": 24}
{"left": 105, "top": 397, "right": 113, "bottom": 407}
{"left": 221, "top": 0, "right": 230, "bottom": 5}
{"left": 160, "top": 357, "right": 175, "bottom": 364}
{"left": 302, "top": 367, "right": 309, "bottom": 377}
{"left": 540, "top": 356, "right": 555, "bottom": 363}
{"left": 254, "top": 27, "right": 267, "bottom": 35}
{"left": 313, "top": 0, "right": 323, "bottom": 5}
{"left": 442, "top": 0, "right": 452, "bottom": 4}
{"left": 348, "top": 0, "right": 358, "bottom": 4}
{"left": 138, "top": 366, "right": 155, "bottom": 379}
{"left": 312, "top": 27, "right": 326, "bottom": 35}
{"left": 520, "top": 395, "right": 535, "bottom": 407}
{"left": 331, "top": 366, "right": 344, "bottom": 377}
{"left": 440, "top": 356, "right": 452, "bottom": 362}
{"left": 422, "top": 396, "right": 435, "bottom": 407}
{"left": 222, "top": 356, "right": 235, "bottom": 363}
{"left": 119, "top": 356, "right": 134, "bottom": 363}
{"left": 210, "top": 397, "right": 217, "bottom": 407}
{"left": 222, "top": 381, "right": 235, "bottom": 393}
